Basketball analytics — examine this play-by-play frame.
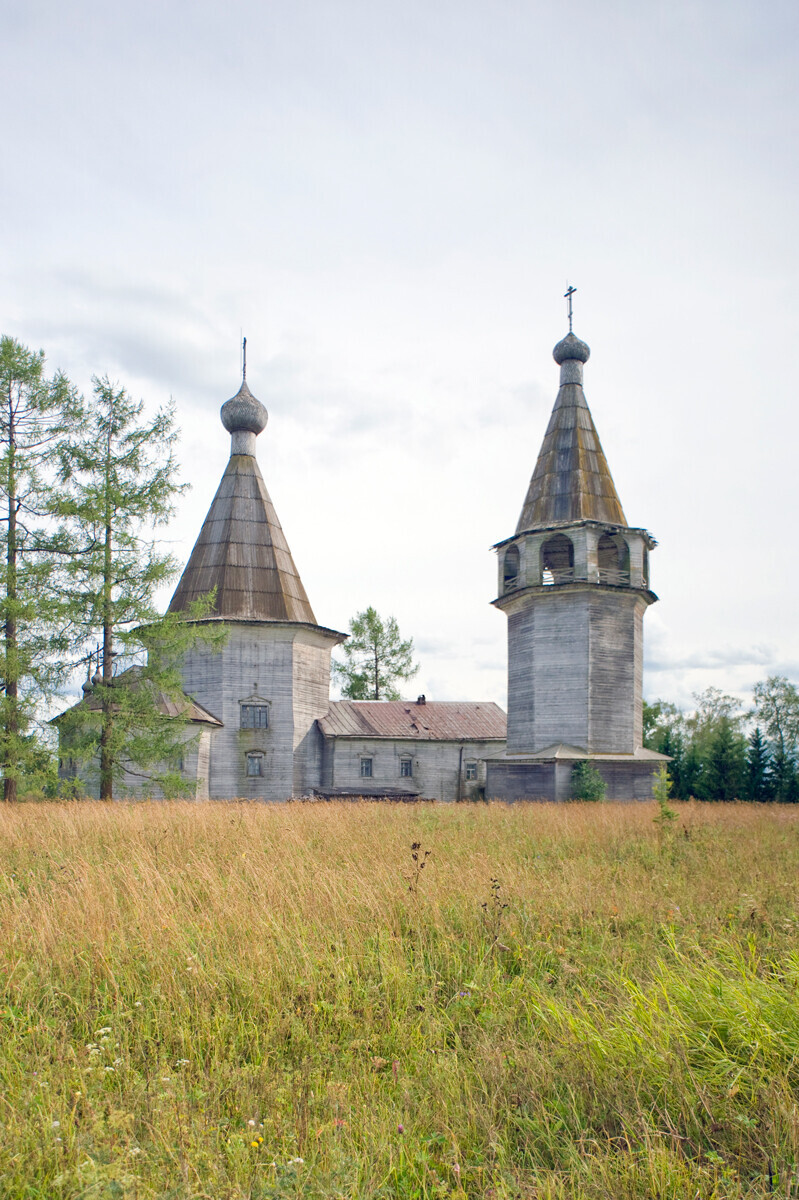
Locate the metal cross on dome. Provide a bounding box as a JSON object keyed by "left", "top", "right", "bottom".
{"left": 564, "top": 285, "right": 576, "bottom": 333}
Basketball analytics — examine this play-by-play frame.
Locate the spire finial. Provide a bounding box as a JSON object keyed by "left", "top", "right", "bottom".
{"left": 242, "top": 336, "right": 247, "bottom": 382}
{"left": 564, "top": 285, "right": 576, "bottom": 333}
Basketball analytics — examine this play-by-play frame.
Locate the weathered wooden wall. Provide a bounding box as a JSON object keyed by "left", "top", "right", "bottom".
{"left": 324, "top": 737, "right": 503, "bottom": 802}
{"left": 505, "top": 585, "right": 647, "bottom": 755}
{"left": 180, "top": 621, "right": 336, "bottom": 801}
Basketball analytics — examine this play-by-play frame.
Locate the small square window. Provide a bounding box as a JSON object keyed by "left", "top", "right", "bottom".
{"left": 400, "top": 758, "right": 413, "bottom": 778}
{"left": 246, "top": 753, "right": 264, "bottom": 778}
{"left": 465, "top": 761, "right": 478, "bottom": 781}
{"left": 241, "top": 704, "right": 269, "bottom": 729}
{"left": 360, "top": 758, "right": 373, "bottom": 778}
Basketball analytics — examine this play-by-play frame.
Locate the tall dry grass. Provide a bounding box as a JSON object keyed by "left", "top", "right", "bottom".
{"left": 1, "top": 800, "right": 799, "bottom": 1198}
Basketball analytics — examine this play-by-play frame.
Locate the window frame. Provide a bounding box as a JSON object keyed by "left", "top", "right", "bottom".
{"left": 360, "top": 757, "right": 373, "bottom": 779}
{"left": 399, "top": 757, "right": 413, "bottom": 778}
{"left": 464, "top": 760, "right": 478, "bottom": 781}
{"left": 246, "top": 752, "right": 264, "bottom": 778}
{"left": 240, "top": 702, "right": 270, "bottom": 730}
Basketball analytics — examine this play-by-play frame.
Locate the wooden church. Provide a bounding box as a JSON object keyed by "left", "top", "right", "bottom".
{"left": 58, "top": 315, "right": 663, "bottom": 801}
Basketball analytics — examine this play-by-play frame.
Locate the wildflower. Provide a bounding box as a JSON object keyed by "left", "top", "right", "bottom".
{"left": 52, "top": 1120, "right": 60, "bottom": 1128}
{"left": 397, "top": 1124, "right": 404, "bottom": 1134}
{"left": 248, "top": 1119, "right": 257, "bottom": 1127}
{"left": 104, "top": 1067, "right": 115, "bottom": 1073}
{"left": 176, "top": 1059, "right": 189, "bottom": 1067}
{"left": 95, "top": 1027, "right": 112, "bottom": 1037}
{"left": 458, "top": 991, "right": 470, "bottom": 998}
{"left": 134, "top": 1001, "right": 143, "bottom": 1008}
{"left": 288, "top": 1156, "right": 304, "bottom": 1165}
{"left": 129, "top": 1147, "right": 141, "bottom": 1156}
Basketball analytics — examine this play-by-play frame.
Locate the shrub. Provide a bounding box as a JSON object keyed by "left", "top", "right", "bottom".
{"left": 570, "top": 759, "right": 606, "bottom": 801}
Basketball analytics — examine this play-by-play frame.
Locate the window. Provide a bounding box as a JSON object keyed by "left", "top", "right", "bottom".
{"left": 241, "top": 704, "right": 269, "bottom": 729}
{"left": 246, "top": 752, "right": 264, "bottom": 777}
{"left": 541, "top": 533, "right": 574, "bottom": 584}
{"left": 503, "top": 544, "right": 520, "bottom": 592}
{"left": 465, "top": 761, "right": 478, "bottom": 781}
{"left": 597, "top": 533, "right": 630, "bottom": 584}
{"left": 400, "top": 758, "right": 413, "bottom": 778}
{"left": 360, "top": 757, "right": 373, "bottom": 778}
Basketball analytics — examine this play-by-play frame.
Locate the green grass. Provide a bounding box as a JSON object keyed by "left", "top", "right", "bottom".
{"left": 1, "top": 799, "right": 799, "bottom": 1197}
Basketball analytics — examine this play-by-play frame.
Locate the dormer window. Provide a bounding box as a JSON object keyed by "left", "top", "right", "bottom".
{"left": 241, "top": 702, "right": 269, "bottom": 729}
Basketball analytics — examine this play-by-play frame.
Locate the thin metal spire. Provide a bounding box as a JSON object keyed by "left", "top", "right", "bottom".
{"left": 564, "top": 285, "right": 576, "bottom": 333}
{"left": 242, "top": 336, "right": 247, "bottom": 381}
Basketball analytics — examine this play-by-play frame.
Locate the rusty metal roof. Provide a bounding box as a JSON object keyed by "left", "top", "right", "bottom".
{"left": 318, "top": 700, "right": 507, "bottom": 741}
{"left": 516, "top": 332, "right": 627, "bottom": 533}
{"left": 168, "top": 386, "right": 317, "bottom": 623}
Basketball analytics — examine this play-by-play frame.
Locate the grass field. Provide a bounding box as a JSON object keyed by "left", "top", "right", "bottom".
{"left": 2, "top": 800, "right": 799, "bottom": 1199}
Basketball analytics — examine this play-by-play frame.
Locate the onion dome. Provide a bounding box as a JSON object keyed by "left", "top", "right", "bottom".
{"left": 220, "top": 381, "right": 268, "bottom": 438}
{"left": 553, "top": 332, "right": 590, "bottom": 364}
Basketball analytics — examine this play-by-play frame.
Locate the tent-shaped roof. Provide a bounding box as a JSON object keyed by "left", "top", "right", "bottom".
{"left": 516, "top": 332, "right": 627, "bottom": 533}
{"left": 168, "top": 380, "right": 317, "bottom": 624}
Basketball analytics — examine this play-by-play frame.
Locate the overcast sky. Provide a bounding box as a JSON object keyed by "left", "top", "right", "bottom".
{"left": 3, "top": 0, "right": 798, "bottom": 714}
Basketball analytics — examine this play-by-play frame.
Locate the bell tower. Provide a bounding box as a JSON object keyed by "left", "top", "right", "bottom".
{"left": 486, "top": 322, "right": 665, "bottom": 801}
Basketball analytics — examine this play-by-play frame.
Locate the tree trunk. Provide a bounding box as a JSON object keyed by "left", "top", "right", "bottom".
{"left": 3, "top": 404, "right": 17, "bottom": 803}
{"left": 99, "top": 515, "right": 114, "bottom": 800}
{"left": 99, "top": 429, "right": 114, "bottom": 801}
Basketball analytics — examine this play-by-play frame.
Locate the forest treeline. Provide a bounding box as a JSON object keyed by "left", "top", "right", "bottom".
{"left": 644, "top": 680, "right": 799, "bottom": 802}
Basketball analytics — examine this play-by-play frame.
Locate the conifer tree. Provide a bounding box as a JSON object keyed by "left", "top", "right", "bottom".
{"left": 705, "top": 715, "right": 747, "bottom": 801}
{"left": 56, "top": 378, "right": 218, "bottom": 800}
{"left": 745, "top": 727, "right": 772, "bottom": 802}
{"left": 335, "top": 607, "right": 418, "bottom": 700}
{"left": 0, "top": 337, "right": 80, "bottom": 801}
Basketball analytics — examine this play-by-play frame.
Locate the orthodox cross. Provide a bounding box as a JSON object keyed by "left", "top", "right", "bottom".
{"left": 564, "top": 285, "right": 576, "bottom": 333}
{"left": 242, "top": 336, "right": 247, "bottom": 381}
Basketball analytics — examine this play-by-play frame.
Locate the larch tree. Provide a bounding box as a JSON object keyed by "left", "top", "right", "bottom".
{"left": 334, "top": 607, "right": 418, "bottom": 700}
{"left": 56, "top": 377, "right": 218, "bottom": 800}
{"left": 0, "top": 337, "right": 81, "bottom": 801}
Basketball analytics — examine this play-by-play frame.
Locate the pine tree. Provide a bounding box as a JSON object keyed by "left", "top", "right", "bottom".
{"left": 705, "top": 716, "right": 746, "bottom": 801}
{"left": 745, "top": 727, "right": 772, "bottom": 802}
{"left": 335, "top": 607, "right": 418, "bottom": 700}
{"left": 56, "top": 378, "right": 218, "bottom": 799}
{"left": 0, "top": 337, "right": 81, "bottom": 801}
{"left": 752, "top": 677, "right": 799, "bottom": 802}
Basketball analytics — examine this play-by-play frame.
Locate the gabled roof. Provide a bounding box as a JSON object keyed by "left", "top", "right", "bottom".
{"left": 168, "top": 378, "right": 318, "bottom": 625}
{"left": 318, "top": 700, "right": 507, "bottom": 741}
{"left": 516, "top": 332, "right": 627, "bottom": 533}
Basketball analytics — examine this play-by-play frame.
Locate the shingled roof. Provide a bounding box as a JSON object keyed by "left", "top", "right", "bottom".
{"left": 168, "top": 379, "right": 318, "bottom": 624}
{"left": 53, "top": 667, "right": 223, "bottom": 727}
{"left": 516, "top": 332, "right": 627, "bottom": 533}
{"left": 318, "top": 700, "right": 507, "bottom": 741}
